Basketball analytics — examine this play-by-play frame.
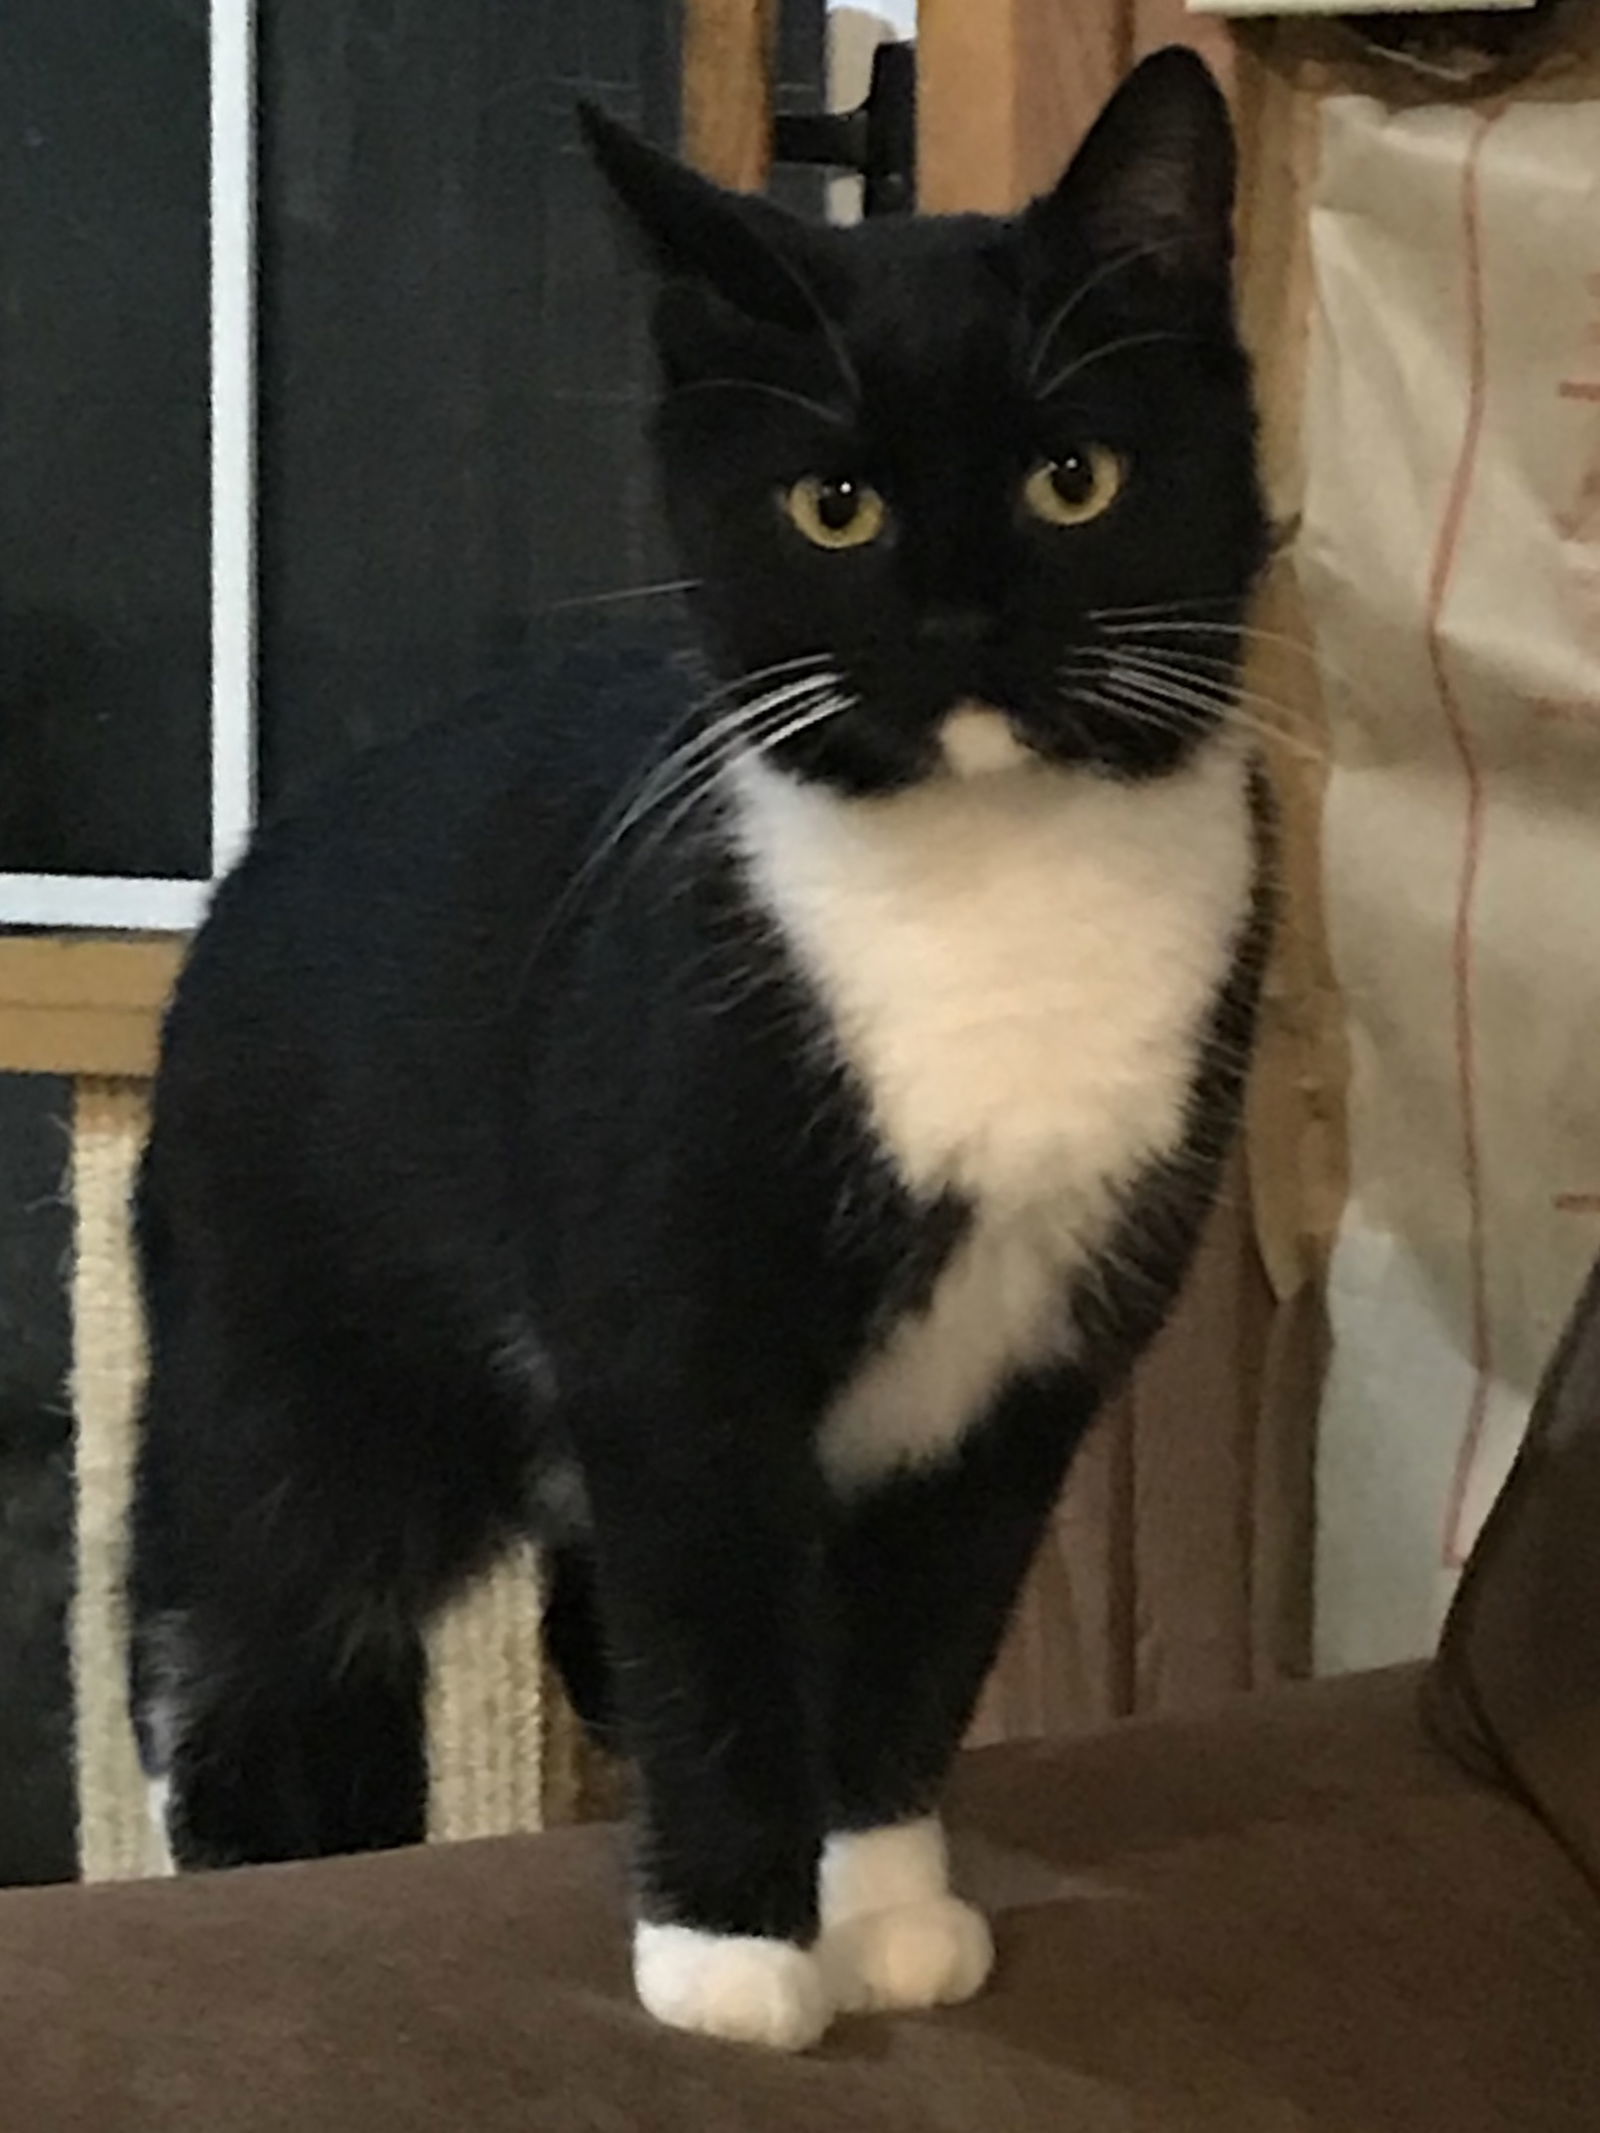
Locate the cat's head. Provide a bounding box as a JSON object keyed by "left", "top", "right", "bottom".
{"left": 583, "top": 49, "right": 1266, "bottom": 793}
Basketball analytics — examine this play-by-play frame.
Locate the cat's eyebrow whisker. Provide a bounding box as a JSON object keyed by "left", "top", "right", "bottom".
{"left": 665, "top": 379, "right": 852, "bottom": 430}
{"left": 1023, "top": 236, "right": 1189, "bottom": 390}
{"left": 1035, "top": 330, "right": 1199, "bottom": 405}
{"left": 732, "top": 223, "right": 863, "bottom": 410}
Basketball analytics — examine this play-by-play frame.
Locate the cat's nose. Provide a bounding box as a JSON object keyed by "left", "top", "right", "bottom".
{"left": 918, "top": 608, "right": 992, "bottom": 647}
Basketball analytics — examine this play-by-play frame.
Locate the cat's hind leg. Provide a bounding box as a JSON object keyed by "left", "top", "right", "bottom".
{"left": 132, "top": 1594, "right": 428, "bottom": 1869}
{"left": 126, "top": 1337, "right": 513, "bottom": 1868}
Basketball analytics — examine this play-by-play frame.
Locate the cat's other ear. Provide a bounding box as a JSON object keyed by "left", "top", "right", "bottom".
{"left": 1023, "top": 48, "right": 1236, "bottom": 284}
{"left": 578, "top": 103, "right": 821, "bottom": 333}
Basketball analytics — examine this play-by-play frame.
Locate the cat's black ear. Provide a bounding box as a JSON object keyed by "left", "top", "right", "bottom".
{"left": 1024, "top": 48, "right": 1236, "bottom": 283}
{"left": 578, "top": 103, "right": 820, "bottom": 333}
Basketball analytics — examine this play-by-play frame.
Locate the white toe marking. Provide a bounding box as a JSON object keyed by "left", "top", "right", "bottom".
{"left": 819, "top": 1896, "right": 995, "bottom": 2015}
{"left": 821, "top": 1817, "right": 950, "bottom": 1925}
{"left": 819, "top": 1821, "right": 994, "bottom": 2013}
{"left": 632, "top": 1924, "right": 832, "bottom": 2051}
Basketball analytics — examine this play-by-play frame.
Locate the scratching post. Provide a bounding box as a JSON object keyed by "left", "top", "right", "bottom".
{"left": 68, "top": 1078, "right": 586, "bottom": 1879}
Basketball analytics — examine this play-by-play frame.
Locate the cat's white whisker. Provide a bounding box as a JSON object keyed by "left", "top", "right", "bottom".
{"left": 1082, "top": 643, "right": 1326, "bottom": 746}
{"left": 508, "top": 662, "right": 845, "bottom": 988}
{"left": 1091, "top": 643, "right": 1324, "bottom": 737}
{"left": 666, "top": 379, "right": 851, "bottom": 429}
{"left": 553, "top": 688, "right": 855, "bottom": 952}
{"left": 1067, "top": 659, "right": 1328, "bottom": 773}
{"left": 1023, "top": 235, "right": 1190, "bottom": 390}
{"left": 1035, "top": 329, "right": 1198, "bottom": 404}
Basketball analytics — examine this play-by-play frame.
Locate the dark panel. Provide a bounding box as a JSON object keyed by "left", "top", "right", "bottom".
{"left": 0, "top": 1075, "right": 76, "bottom": 1886}
{"left": 0, "top": 3, "right": 210, "bottom": 880}
{"left": 256, "top": 0, "right": 685, "bottom": 814}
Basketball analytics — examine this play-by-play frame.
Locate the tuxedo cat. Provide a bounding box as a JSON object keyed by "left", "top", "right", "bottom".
{"left": 128, "top": 48, "right": 1271, "bottom": 2050}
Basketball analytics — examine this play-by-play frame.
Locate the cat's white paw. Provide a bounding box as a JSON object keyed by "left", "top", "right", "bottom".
{"left": 817, "top": 1895, "right": 995, "bottom": 2015}
{"left": 632, "top": 1924, "right": 832, "bottom": 2051}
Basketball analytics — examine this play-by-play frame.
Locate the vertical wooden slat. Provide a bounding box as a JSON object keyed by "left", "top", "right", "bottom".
{"left": 1232, "top": 27, "right": 1341, "bottom": 1696}
{"left": 1129, "top": 1165, "right": 1270, "bottom": 1713}
{"left": 917, "top": 0, "right": 1129, "bottom": 213}
{"left": 683, "top": 0, "right": 778, "bottom": 188}
{"left": 1131, "top": 0, "right": 1239, "bottom": 93}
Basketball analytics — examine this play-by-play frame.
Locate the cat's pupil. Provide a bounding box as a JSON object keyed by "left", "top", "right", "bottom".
{"left": 1050, "top": 454, "right": 1095, "bottom": 507}
{"left": 816, "top": 479, "right": 861, "bottom": 532}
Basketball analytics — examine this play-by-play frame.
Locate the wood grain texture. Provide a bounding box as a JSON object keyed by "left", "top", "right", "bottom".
{"left": 918, "top": 0, "right": 1128, "bottom": 212}
{"left": 683, "top": 0, "right": 778, "bottom": 187}
{"left": 0, "top": 939, "right": 183, "bottom": 1076}
{"left": 1132, "top": 0, "right": 1239, "bottom": 92}
{"left": 919, "top": 0, "right": 1244, "bottom": 218}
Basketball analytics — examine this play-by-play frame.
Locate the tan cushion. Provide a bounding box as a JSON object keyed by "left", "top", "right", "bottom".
{"left": 4, "top": 1667, "right": 1598, "bottom": 2130}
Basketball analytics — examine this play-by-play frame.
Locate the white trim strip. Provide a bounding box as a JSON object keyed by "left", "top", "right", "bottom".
{"left": 0, "top": 876, "right": 212, "bottom": 933}
{"left": 1187, "top": 0, "right": 1532, "bottom": 13}
{"left": 209, "top": 0, "right": 258, "bottom": 881}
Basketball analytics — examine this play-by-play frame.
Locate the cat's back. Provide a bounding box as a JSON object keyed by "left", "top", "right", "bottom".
{"left": 145, "top": 628, "right": 698, "bottom": 1235}
{"left": 164, "top": 627, "right": 694, "bottom": 1060}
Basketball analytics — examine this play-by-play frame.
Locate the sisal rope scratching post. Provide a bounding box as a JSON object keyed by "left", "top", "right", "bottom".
{"left": 71, "top": 1080, "right": 167, "bottom": 1881}
{"left": 425, "top": 1543, "right": 552, "bottom": 1840}
{"left": 69, "top": 1077, "right": 590, "bottom": 1878}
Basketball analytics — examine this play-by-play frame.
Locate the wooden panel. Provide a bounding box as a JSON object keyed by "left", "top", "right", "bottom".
{"left": 683, "top": 0, "right": 777, "bottom": 187}
{"left": 0, "top": 938, "right": 181, "bottom": 1077}
{"left": 1132, "top": 0, "right": 1239, "bottom": 90}
{"left": 917, "top": 0, "right": 1127, "bottom": 213}
{"left": 919, "top": 0, "right": 1247, "bottom": 219}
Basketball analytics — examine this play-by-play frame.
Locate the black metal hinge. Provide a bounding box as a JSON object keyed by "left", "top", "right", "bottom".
{"left": 771, "top": 39, "right": 916, "bottom": 216}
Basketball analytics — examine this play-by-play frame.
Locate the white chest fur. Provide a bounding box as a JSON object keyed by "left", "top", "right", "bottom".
{"left": 731, "top": 740, "right": 1255, "bottom": 1491}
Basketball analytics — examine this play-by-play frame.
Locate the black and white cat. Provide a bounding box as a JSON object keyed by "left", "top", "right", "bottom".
{"left": 127, "top": 49, "right": 1271, "bottom": 2051}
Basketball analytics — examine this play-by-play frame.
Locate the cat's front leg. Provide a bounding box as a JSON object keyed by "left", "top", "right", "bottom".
{"left": 818, "top": 1372, "right": 1092, "bottom": 2014}
{"left": 582, "top": 1417, "right": 832, "bottom": 2050}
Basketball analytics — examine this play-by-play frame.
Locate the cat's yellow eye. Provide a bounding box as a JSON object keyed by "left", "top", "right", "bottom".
{"left": 783, "top": 475, "right": 888, "bottom": 552}
{"left": 1023, "top": 445, "right": 1124, "bottom": 529}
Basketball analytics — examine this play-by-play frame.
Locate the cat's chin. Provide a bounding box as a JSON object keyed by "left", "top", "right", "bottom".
{"left": 940, "top": 704, "right": 1034, "bottom": 779}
